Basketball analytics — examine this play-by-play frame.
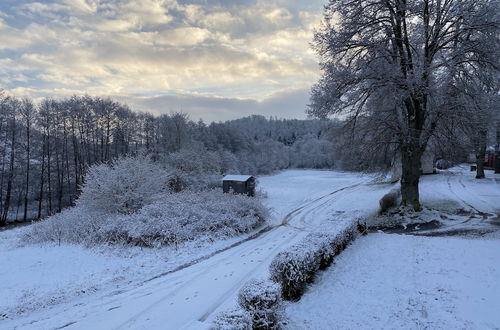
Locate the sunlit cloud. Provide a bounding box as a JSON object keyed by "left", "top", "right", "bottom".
{"left": 0, "top": 0, "right": 325, "bottom": 121}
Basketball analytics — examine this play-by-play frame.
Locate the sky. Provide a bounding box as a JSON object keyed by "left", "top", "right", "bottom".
{"left": 0, "top": 0, "right": 325, "bottom": 122}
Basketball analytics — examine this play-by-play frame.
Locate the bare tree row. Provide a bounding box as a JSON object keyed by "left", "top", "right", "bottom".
{"left": 0, "top": 94, "right": 336, "bottom": 225}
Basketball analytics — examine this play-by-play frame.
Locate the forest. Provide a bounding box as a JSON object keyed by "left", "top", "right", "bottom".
{"left": 0, "top": 92, "right": 337, "bottom": 224}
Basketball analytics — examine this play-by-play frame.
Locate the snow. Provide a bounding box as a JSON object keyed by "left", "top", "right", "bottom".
{"left": 222, "top": 175, "right": 254, "bottom": 182}
{"left": 286, "top": 233, "right": 500, "bottom": 329}
{"left": 287, "top": 166, "right": 500, "bottom": 329}
{"left": 0, "top": 169, "right": 390, "bottom": 329}
{"left": 0, "top": 167, "right": 498, "bottom": 329}
{"left": 419, "top": 166, "right": 499, "bottom": 214}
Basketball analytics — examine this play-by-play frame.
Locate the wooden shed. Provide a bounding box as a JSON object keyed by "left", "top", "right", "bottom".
{"left": 222, "top": 175, "right": 256, "bottom": 197}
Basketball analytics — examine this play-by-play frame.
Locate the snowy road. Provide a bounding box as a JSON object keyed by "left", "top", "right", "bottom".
{"left": 4, "top": 168, "right": 497, "bottom": 329}
{"left": 2, "top": 170, "right": 392, "bottom": 330}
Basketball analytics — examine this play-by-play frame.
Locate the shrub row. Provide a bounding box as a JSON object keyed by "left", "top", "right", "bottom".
{"left": 212, "top": 279, "right": 284, "bottom": 330}
{"left": 269, "top": 223, "right": 358, "bottom": 300}
{"left": 212, "top": 222, "right": 362, "bottom": 329}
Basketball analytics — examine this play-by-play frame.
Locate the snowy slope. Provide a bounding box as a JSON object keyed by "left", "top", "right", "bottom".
{"left": 0, "top": 170, "right": 392, "bottom": 330}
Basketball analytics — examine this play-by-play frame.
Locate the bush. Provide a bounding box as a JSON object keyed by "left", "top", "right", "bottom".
{"left": 78, "top": 155, "right": 174, "bottom": 214}
{"left": 212, "top": 308, "right": 252, "bottom": 330}
{"left": 237, "top": 279, "right": 284, "bottom": 330}
{"left": 379, "top": 188, "right": 401, "bottom": 214}
{"left": 269, "top": 242, "right": 320, "bottom": 301}
{"left": 269, "top": 224, "right": 358, "bottom": 300}
{"left": 24, "top": 207, "right": 113, "bottom": 246}
{"left": 115, "top": 190, "right": 267, "bottom": 247}
{"left": 164, "top": 147, "right": 224, "bottom": 191}
{"left": 24, "top": 190, "right": 268, "bottom": 248}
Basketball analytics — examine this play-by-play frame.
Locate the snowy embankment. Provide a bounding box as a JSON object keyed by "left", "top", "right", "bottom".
{"left": 0, "top": 170, "right": 392, "bottom": 329}
{"left": 287, "top": 167, "right": 500, "bottom": 329}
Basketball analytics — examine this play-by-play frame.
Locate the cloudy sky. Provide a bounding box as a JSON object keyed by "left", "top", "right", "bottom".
{"left": 0, "top": 0, "right": 325, "bottom": 121}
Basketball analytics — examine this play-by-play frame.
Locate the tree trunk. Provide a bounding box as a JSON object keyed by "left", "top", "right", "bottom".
{"left": 71, "top": 119, "right": 80, "bottom": 192}
{"left": 23, "top": 118, "right": 30, "bottom": 221}
{"left": 46, "top": 130, "right": 53, "bottom": 215}
{"left": 400, "top": 145, "right": 423, "bottom": 211}
{"left": 37, "top": 135, "right": 46, "bottom": 219}
{"left": 475, "top": 130, "right": 487, "bottom": 179}
{"left": 2, "top": 127, "right": 16, "bottom": 225}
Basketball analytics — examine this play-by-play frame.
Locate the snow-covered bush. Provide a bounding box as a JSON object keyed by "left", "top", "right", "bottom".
{"left": 269, "top": 224, "right": 358, "bottom": 300}
{"left": 269, "top": 242, "right": 320, "bottom": 300}
{"left": 237, "top": 279, "right": 284, "bottom": 329}
{"left": 164, "top": 146, "right": 223, "bottom": 191}
{"left": 23, "top": 207, "right": 113, "bottom": 246}
{"left": 168, "top": 170, "right": 222, "bottom": 192}
{"left": 110, "top": 190, "right": 267, "bottom": 247}
{"left": 379, "top": 188, "right": 401, "bottom": 214}
{"left": 212, "top": 308, "right": 252, "bottom": 330}
{"left": 167, "top": 146, "right": 222, "bottom": 175}
{"left": 78, "top": 155, "right": 174, "bottom": 214}
{"left": 305, "top": 232, "right": 338, "bottom": 269}
{"left": 24, "top": 191, "right": 268, "bottom": 248}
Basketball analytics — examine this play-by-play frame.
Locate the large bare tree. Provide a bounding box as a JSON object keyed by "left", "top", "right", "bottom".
{"left": 309, "top": 0, "right": 499, "bottom": 210}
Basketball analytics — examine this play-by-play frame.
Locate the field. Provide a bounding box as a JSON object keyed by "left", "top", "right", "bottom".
{"left": 1, "top": 167, "right": 499, "bottom": 329}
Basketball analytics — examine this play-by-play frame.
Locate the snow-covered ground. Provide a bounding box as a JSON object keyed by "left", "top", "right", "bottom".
{"left": 1, "top": 167, "right": 498, "bottom": 329}
{"left": 0, "top": 170, "right": 391, "bottom": 329}
{"left": 286, "top": 233, "right": 500, "bottom": 329}
{"left": 287, "top": 167, "right": 500, "bottom": 329}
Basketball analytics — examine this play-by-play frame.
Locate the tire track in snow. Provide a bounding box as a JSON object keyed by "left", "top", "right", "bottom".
{"left": 106, "top": 181, "right": 376, "bottom": 329}
{"left": 281, "top": 182, "right": 365, "bottom": 228}
{"left": 50, "top": 186, "right": 343, "bottom": 329}
{"left": 457, "top": 177, "right": 500, "bottom": 212}
{"left": 141, "top": 182, "right": 367, "bottom": 284}
{"left": 446, "top": 174, "right": 481, "bottom": 213}
{"left": 12, "top": 178, "right": 381, "bottom": 330}
{"left": 296, "top": 184, "right": 366, "bottom": 230}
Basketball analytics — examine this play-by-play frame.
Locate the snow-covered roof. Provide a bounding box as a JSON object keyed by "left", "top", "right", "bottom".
{"left": 222, "top": 175, "right": 254, "bottom": 182}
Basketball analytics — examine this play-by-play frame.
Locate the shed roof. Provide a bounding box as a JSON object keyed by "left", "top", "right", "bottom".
{"left": 222, "top": 174, "right": 254, "bottom": 182}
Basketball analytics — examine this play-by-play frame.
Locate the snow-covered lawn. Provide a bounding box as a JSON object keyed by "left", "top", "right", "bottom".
{"left": 0, "top": 169, "right": 390, "bottom": 329}
{"left": 287, "top": 167, "right": 500, "bottom": 329}
{"left": 1, "top": 167, "right": 498, "bottom": 329}
{"left": 287, "top": 233, "right": 500, "bottom": 329}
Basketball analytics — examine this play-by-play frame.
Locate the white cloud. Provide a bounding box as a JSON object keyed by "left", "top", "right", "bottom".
{"left": 1, "top": 0, "right": 323, "bottom": 120}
